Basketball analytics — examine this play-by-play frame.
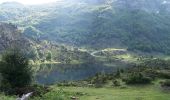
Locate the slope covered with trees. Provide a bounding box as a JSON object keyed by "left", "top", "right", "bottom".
{"left": 1, "top": 0, "right": 170, "bottom": 54}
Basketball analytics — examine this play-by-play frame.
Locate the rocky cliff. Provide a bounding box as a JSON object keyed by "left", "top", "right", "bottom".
{"left": 0, "top": 22, "right": 35, "bottom": 52}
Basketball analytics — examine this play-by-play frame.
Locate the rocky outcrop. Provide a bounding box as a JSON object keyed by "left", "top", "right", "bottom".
{"left": 0, "top": 23, "right": 19, "bottom": 50}
{"left": 0, "top": 22, "right": 34, "bottom": 52}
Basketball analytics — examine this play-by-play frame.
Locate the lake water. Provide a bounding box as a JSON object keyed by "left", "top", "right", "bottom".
{"left": 35, "top": 63, "right": 116, "bottom": 85}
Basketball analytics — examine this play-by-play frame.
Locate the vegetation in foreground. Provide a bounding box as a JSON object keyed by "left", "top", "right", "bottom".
{"left": 0, "top": 49, "right": 32, "bottom": 94}
{"left": 0, "top": 49, "right": 50, "bottom": 99}
{"left": 0, "top": 81, "right": 170, "bottom": 100}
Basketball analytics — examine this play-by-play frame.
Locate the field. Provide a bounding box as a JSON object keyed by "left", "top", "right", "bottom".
{"left": 0, "top": 80, "right": 170, "bottom": 100}
{"left": 61, "top": 85, "right": 170, "bottom": 100}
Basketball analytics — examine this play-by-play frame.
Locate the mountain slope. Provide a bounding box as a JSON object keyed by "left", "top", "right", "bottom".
{"left": 0, "top": 23, "right": 28, "bottom": 51}
{"left": 1, "top": 0, "right": 170, "bottom": 54}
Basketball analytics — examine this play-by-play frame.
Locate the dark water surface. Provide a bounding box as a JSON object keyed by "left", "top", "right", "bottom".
{"left": 35, "top": 63, "right": 115, "bottom": 85}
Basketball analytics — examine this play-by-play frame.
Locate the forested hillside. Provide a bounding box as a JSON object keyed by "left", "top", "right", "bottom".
{"left": 1, "top": 0, "right": 170, "bottom": 54}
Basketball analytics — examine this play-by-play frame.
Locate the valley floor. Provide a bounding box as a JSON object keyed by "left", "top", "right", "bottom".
{"left": 0, "top": 83, "right": 170, "bottom": 100}
{"left": 61, "top": 85, "right": 170, "bottom": 100}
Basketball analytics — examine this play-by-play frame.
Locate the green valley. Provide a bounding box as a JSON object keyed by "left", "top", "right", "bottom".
{"left": 0, "top": 0, "right": 170, "bottom": 100}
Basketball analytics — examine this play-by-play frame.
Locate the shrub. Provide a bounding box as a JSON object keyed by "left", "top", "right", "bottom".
{"left": 157, "top": 71, "right": 170, "bottom": 79}
{"left": 112, "top": 79, "right": 121, "bottom": 86}
{"left": 125, "top": 73, "right": 152, "bottom": 84}
{"left": 161, "top": 80, "right": 170, "bottom": 87}
{"left": 91, "top": 73, "right": 107, "bottom": 88}
{"left": 115, "top": 69, "right": 121, "bottom": 78}
{"left": 0, "top": 49, "right": 32, "bottom": 93}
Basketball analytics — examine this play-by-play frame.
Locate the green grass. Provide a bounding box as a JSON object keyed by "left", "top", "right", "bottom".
{"left": 61, "top": 85, "right": 170, "bottom": 100}
{"left": 0, "top": 84, "right": 169, "bottom": 100}
{"left": 0, "top": 93, "right": 16, "bottom": 100}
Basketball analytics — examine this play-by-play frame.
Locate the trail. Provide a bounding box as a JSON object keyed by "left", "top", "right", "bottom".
{"left": 90, "top": 50, "right": 101, "bottom": 57}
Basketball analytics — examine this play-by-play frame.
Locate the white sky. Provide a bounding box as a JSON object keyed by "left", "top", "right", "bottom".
{"left": 0, "top": 0, "right": 62, "bottom": 5}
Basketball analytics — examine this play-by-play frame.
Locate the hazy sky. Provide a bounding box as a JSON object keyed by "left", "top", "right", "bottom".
{"left": 0, "top": 0, "right": 62, "bottom": 5}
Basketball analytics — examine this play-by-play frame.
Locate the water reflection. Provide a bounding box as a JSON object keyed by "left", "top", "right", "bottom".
{"left": 35, "top": 63, "right": 115, "bottom": 85}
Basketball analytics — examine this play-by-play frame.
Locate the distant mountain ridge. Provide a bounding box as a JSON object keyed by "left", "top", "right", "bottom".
{"left": 0, "top": 1, "right": 24, "bottom": 7}
{"left": 1, "top": 0, "right": 170, "bottom": 54}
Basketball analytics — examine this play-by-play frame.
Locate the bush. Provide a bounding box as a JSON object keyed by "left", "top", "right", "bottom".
{"left": 161, "top": 80, "right": 170, "bottom": 87}
{"left": 11, "top": 84, "right": 50, "bottom": 97}
{"left": 91, "top": 73, "right": 107, "bottom": 88}
{"left": 112, "top": 79, "right": 121, "bottom": 86}
{"left": 125, "top": 73, "right": 152, "bottom": 84}
{"left": 157, "top": 71, "right": 170, "bottom": 79}
{"left": 33, "top": 88, "right": 70, "bottom": 100}
{"left": 115, "top": 69, "right": 121, "bottom": 78}
{"left": 0, "top": 49, "right": 32, "bottom": 94}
